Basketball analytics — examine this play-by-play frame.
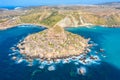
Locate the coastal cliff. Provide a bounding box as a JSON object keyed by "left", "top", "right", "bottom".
{"left": 17, "top": 25, "right": 89, "bottom": 60}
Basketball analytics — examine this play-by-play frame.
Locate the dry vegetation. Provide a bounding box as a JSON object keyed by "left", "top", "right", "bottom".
{"left": 0, "top": 4, "right": 120, "bottom": 29}
{"left": 18, "top": 25, "right": 89, "bottom": 60}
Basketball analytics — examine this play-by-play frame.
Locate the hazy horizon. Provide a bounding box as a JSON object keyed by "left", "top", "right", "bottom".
{"left": 0, "top": 0, "right": 120, "bottom": 7}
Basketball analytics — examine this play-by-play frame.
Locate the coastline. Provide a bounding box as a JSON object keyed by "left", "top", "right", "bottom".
{"left": 12, "top": 37, "right": 100, "bottom": 65}
{"left": 11, "top": 37, "right": 101, "bottom": 66}
{"left": 18, "top": 40, "right": 91, "bottom": 61}
{"left": 0, "top": 23, "right": 49, "bottom": 30}
{"left": 0, "top": 22, "right": 119, "bottom": 30}
{"left": 1, "top": 4, "right": 120, "bottom": 30}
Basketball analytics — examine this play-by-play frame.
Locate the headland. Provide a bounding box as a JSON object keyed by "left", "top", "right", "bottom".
{"left": 17, "top": 25, "right": 90, "bottom": 61}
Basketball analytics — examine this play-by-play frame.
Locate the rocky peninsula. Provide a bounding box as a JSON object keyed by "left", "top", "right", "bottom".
{"left": 17, "top": 25, "right": 89, "bottom": 61}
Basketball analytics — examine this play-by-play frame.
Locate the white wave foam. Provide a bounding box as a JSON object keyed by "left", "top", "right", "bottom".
{"left": 62, "top": 59, "right": 70, "bottom": 64}
{"left": 54, "top": 59, "right": 61, "bottom": 64}
{"left": 37, "top": 55, "right": 100, "bottom": 66}
{"left": 74, "top": 62, "right": 79, "bottom": 65}
{"left": 27, "top": 62, "right": 34, "bottom": 66}
{"left": 47, "top": 60, "right": 54, "bottom": 65}
{"left": 11, "top": 56, "right": 17, "bottom": 60}
{"left": 41, "top": 60, "right": 48, "bottom": 65}
{"left": 11, "top": 49, "right": 101, "bottom": 67}
{"left": 48, "top": 65, "right": 56, "bottom": 71}
{"left": 9, "top": 52, "right": 19, "bottom": 56}
{"left": 39, "top": 65, "right": 45, "bottom": 69}
{"left": 15, "top": 58, "right": 24, "bottom": 64}
{"left": 74, "top": 55, "right": 101, "bottom": 65}
{"left": 14, "top": 7, "right": 21, "bottom": 10}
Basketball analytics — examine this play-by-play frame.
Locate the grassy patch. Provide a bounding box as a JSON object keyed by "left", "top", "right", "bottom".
{"left": 40, "top": 12, "right": 65, "bottom": 27}
{"left": 20, "top": 13, "right": 41, "bottom": 23}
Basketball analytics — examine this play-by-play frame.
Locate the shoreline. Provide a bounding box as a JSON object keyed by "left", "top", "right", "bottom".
{"left": 19, "top": 45, "right": 91, "bottom": 62}
{"left": 11, "top": 42, "right": 101, "bottom": 66}
{"left": 0, "top": 23, "right": 49, "bottom": 30}
{"left": 10, "top": 43, "right": 101, "bottom": 66}
{"left": 10, "top": 40, "right": 102, "bottom": 67}
{"left": 0, "top": 23, "right": 120, "bottom": 30}
{"left": 15, "top": 25, "right": 92, "bottom": 62}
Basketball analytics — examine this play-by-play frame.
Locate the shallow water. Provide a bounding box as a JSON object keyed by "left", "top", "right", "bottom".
{"left": 0, "top": 25, "right": 120, "bottom": 80}
{"left": 66, "top": 26, "right": 120, "bottom": 69}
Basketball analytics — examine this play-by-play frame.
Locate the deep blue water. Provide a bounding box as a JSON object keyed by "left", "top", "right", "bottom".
{"left": 0, "top": 6, "right": 22, "bottom": 10}
{"left": 0, "top": 25, "right": 120, "bottom": 80}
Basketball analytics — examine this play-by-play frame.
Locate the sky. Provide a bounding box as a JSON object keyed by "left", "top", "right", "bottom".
{"left": 0, "top": 0, "right": 120, "bottom": 7}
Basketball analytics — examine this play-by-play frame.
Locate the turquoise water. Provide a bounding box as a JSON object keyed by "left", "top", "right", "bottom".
{"left": 102, "top": 32, "right": 120, "bottom": 69}
{"left": 66, "top": 26, "right": 120, "bottom": 69}
{"left": 0, "top": 25, "right": 120, "bottom": 80}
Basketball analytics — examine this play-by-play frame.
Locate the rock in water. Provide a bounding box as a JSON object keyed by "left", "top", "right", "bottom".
{"left": 18, "top": 25, "right": 89, "bottom": 60}
{"left": 77, "top": 67, "right": 86, "bottom": 75}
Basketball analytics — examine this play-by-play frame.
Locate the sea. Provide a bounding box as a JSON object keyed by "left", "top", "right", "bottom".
{"left": 0, "top": 6, "right": 23, "bottom": 10}
{"left": 0, "top": 25, "right": 120, "bottom": 80}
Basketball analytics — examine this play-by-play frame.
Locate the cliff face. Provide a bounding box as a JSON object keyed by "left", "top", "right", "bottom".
{"left": 18, "top": 25, "right": 89, "bottom": 60}
{"left": 0, "top": 5, "right": 120, "bottom": 29}
{"left": 56, "top": 15, "right": 93, "bottom": 27}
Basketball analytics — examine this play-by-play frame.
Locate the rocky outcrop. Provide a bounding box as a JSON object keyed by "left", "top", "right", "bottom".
{"left": 18, "top": 25, "right": 89, "bottom": 60}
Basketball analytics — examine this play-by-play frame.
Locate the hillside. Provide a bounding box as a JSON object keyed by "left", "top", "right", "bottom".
{"left": 0, "top": 5, "right": 120, "bottom": 29}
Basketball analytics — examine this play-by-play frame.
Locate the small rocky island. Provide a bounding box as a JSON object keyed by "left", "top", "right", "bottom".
{"left": 17, "top": 25, "right": 89, "bottom": 61}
